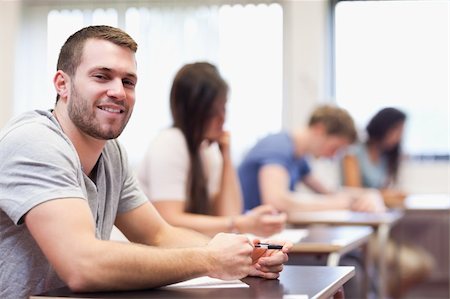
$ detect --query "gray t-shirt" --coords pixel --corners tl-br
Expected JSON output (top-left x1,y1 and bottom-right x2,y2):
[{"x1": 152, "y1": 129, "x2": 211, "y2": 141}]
[{"x1": 0, "y1": 110, "x2": 148, "y2": 298}]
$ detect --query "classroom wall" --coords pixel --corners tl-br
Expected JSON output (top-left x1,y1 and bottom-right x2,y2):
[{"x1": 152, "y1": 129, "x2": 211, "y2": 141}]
[
  {"x1": 0, "y1": 0, "x2": 21, "y2": 129},
  {"x1": 283, "y1": 0, "x2": 329, "y2": 130}
]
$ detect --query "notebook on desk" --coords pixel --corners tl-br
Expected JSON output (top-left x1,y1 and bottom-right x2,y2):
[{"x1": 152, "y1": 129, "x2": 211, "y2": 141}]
[{"x1": 162, "y1": 276, "x2": 249, "y2": 289}]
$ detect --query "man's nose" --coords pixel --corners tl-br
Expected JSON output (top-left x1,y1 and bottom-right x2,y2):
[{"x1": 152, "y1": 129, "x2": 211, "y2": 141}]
[{"x1": 107, "y1": 79, "x2": 126, "y2": 100}]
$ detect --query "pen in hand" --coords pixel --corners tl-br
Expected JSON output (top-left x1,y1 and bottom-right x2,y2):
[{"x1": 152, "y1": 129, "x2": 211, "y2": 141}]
[{"x1": 254, "y1": 243, "x2": 283, "y2": 250}]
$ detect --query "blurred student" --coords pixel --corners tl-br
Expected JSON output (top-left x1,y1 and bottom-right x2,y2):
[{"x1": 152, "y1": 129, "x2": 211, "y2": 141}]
[
  {"x1": 0, "y1": 27, "x2": 290, "y2": 299},
  {"x1": 238, "y1": 104, "x2": 386, "y2": 214},
  {"x1": 342, "y1": 107, "x2": 434, "y2": 297},
  {"x1": 342, "y1": 107, "x2": 408, "y2": 207},
  {"x1": 137, "y1": 62, "x2": 286, "y2": 237}
]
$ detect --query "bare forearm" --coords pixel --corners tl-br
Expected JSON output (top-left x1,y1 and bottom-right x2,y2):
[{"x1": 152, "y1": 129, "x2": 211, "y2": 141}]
[
  {"x1": 302, "y1": 175, "x2": 332, "y2": 194},
  {"x1": 65, "y1": 240, "x2": 211, "y2": 292},
  {"x1": 163, "y1": 212, "x2": 233, "y2": 237},
  {"x1": 264, "y1": 192, "x2": 349, "y2": 213},
  {"x1": 153, "y1": 223, "x2": 210, "y2": 247}
]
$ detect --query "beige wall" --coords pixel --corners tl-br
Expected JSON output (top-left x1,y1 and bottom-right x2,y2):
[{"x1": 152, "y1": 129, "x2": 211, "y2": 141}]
[
  {"x1": 282, "y1": 0, "x2": 329, "y2": 129},
  {"x1": 0, "y1": 0, "x2": 21, "y2": 128}
]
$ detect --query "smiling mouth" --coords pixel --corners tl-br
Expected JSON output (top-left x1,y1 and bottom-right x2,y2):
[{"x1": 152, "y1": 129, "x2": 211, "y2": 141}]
[{"x1": 98, "y1": 106, "x2": 125, "y2": 114}]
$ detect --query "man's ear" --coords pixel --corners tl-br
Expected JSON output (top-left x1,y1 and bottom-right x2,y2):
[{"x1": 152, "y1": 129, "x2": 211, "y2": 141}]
[{"x1": 53, "y1": 70, "x2": 70, "y2": 101}]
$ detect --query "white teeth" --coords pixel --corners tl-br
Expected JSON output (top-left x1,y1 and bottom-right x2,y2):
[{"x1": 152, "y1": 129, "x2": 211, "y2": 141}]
[{"x1": 100, "y1": 107, "x2": 121, "y2": 113}]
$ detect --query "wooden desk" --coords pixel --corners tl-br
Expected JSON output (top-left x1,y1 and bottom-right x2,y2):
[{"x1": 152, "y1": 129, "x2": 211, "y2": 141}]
[
  {"x1": 392, "y1": 193, "x2": 450, "y2": 293},
  {"x1": 291, "y1": 225, "x2": 373, "y2": 266},
  {"x1": 288, "y1": 210, "x2": 403, "y2": 299},
  {"x1": 31, "y1": 266, "x2": 355, "y2": 299}
]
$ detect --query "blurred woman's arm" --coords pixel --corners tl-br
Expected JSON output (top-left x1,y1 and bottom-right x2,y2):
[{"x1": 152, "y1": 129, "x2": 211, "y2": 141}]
[{"x1": 342, "y1": 154, "x2": 362, "y2": 187}]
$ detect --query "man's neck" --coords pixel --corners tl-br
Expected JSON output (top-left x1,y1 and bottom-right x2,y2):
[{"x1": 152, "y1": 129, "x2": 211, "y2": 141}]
[
  {"x1": 291, "y1": 128, "x2": 309, "y2": 158},
  {"x1": 53, "y1": 106, "x2": 105, "y2": 177}
]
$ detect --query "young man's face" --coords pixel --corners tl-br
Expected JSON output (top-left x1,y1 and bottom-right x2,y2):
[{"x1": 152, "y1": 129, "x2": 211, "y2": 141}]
[
  {"x1": 310, "y1": 124, "x2": 350, "y2": 158},
  {"x1": 317, "y1": 135, "x2": 350, "y2": 158},
  {"x1": 67, "y1": 39, "x2": 137, "y2": 140}
]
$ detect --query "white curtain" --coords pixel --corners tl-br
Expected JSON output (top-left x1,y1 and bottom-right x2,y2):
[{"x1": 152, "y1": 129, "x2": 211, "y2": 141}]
[{"x1": 15, "y1": 2, "x2": 283, "y2": 166}]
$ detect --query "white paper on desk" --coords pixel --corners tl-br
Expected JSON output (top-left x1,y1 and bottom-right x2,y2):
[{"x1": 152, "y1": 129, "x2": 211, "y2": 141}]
[
  {"x1": 163, "y1": 276, "x2": 249, "y2": 289},
  {"x1": 294, "y1": 210, "x2": 354, "y2": 220},
  {"x1": 247, "y1": 228, "x2": 308, "y2": 244},
  {"x1": 267, "y1": 228, "x2": 309, "y2": 243}
]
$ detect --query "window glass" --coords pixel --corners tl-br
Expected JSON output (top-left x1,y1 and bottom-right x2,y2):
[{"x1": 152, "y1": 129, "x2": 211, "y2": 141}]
[{"x1": 335, "y1": 0, "x2": 449, "y2": 156}]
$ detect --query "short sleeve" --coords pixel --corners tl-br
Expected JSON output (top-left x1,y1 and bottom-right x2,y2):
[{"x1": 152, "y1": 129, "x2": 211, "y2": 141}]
[
  {"x1": 299, "y1": 158, "x2": 312, "y2": 177},
  {"x1": 0, "y1": 121, "x2": 85, "y2": 224},
  {"x1": 257, "y1": 137, "x2": 293, "y2": 169}
]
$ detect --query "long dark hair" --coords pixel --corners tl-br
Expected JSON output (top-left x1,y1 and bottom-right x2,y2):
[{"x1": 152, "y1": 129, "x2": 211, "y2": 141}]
[
  {"x1": 170, "y1": 62, "x2": 228, "y2": 214},
  {"x1": 366, "y1": 107, "x2": 406, "y2": 184}
]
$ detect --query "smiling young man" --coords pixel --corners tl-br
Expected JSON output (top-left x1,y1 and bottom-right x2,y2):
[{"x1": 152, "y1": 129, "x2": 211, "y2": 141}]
[{"x1": 0, "y1": 26, "x2": 290, "y2": 299}]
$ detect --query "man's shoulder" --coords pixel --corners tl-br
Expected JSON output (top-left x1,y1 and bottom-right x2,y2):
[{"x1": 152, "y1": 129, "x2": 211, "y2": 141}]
[
  {"x1": 0, "y1": 110, "x2": 62, "y2": 142},
  {"x1": 254, "y1": 131, "x2": 292, "y2": 154}
]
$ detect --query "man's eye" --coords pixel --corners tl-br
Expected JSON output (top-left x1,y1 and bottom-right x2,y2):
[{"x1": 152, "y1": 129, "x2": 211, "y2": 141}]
[
  {"x1": 123, "y1": 79, "x2": 136, "y2": 87},
  {"x1": 94, "y1": 74, "x2": 107, "y2": 80}
]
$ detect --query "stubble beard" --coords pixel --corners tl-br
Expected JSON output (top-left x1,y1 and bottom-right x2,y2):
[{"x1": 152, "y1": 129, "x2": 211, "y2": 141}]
[{"x1": 68, "y1": 83, "x2": 131, "y2": 140}]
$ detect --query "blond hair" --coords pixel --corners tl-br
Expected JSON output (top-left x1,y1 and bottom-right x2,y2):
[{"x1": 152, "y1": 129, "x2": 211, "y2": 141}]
[{"x1": 308, "y1": 105, "x2": 357, "y2": 142}]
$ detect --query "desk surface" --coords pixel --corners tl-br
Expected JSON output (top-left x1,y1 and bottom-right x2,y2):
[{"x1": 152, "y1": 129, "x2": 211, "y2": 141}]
[
  {"x1": 31, "y1": 266, "x2": 354, "y2": 299},
  {"x1": 288, "y1": 210, "x2": 404, "y2": 227},
  {"x1": 403, "y1": 193, "x2": 450, "y2": 212},
  {"x1": 291, "y1": 225, "x2": 373, "y2": 253}
]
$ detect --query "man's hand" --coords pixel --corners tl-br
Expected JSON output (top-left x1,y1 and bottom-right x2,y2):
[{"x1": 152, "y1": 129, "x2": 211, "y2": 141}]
[
  {"x1": 248, "y1": 239, "x2": 292, "y2": 279},
  {"x1": 205, "y1": 233, "x2": 254, "y2": 280}
]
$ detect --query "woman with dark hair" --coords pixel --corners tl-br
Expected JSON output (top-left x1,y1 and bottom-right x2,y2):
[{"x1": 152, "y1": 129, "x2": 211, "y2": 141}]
[
  {"x1": 342, "y1": 107, "x2": 408, "y2": 206},
  {"x1": 137, "y1": 62, "x2": 286, "y2": 237},
  {"x1": 342, "y1": 107, "x2": 434, "y2": 297}
]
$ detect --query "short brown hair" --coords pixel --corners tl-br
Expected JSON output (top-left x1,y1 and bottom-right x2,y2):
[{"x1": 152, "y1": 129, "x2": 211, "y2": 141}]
[
  {"x1": 56, "y1": 25, "x2": 137, "y2": 102},
  {"x1": 308, "y1": 105, "x2": 357, "y2": 142}
]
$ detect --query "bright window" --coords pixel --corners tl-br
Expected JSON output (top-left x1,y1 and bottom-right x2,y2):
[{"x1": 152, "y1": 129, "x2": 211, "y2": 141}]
[{"x1": 335, "y1": 0, "x2": 449, "y2": 156}]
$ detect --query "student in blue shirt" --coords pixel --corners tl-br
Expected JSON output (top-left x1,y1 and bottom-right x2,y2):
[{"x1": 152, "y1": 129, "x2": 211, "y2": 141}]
[{"x1": 238, "y1": 104, "x2": 386, "y2": 214}]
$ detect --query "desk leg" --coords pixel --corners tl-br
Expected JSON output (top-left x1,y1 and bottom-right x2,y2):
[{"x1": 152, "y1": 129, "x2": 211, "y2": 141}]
[
  {"x1": 362, "y1": 242, "x2": 371, "y2": 299},
  {"x1": 327, "y1": 252, "x2": 341, "y2": 266},
  {"x1": 333, "y1": 287, "x2": 346, "y2": 299},
  {"x1": 377, "y1": 224, "x2": 390, "y2": 299}
]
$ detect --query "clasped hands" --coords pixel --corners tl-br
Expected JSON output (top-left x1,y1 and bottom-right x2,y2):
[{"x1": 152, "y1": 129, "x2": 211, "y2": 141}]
[{"x1": 206, "y1": 232, "x2": 292, "y2": 281}]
